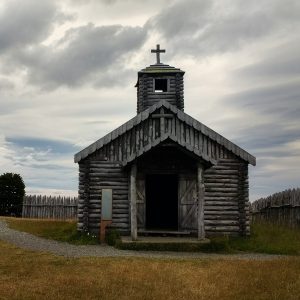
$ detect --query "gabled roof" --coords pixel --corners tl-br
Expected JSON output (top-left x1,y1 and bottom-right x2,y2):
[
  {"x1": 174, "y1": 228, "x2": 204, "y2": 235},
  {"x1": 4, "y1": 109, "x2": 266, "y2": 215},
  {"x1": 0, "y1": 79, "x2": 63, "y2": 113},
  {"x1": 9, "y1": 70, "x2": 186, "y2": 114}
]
[{"x1": 74, "y1": 101, "x2": 256, "y2": 166}]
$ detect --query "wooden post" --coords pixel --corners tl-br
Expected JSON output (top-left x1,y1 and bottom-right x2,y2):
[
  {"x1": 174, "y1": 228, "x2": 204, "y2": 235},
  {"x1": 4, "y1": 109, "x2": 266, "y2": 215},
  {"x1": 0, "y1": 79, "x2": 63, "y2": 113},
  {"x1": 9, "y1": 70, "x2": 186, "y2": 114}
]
[
  {"x1": 197, "y1": 163, "x2": 205, "y2": 240},
  {"x1": 130, "y1": 163, "x2": 138, "y2": 241}
]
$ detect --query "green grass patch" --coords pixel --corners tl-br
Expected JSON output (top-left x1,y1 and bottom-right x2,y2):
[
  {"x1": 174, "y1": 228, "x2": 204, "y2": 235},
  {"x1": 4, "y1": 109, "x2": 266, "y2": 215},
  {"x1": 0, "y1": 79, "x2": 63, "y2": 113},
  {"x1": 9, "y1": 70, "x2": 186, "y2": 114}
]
[
  {"x1": 3, "y1": 217, "x2": 99, "y2": 245},
  {"x1": 228, "y1": 221, "x2": 300, "y2": 255},
  {"x1": 117, "y1": 222, "x2": 300, "y2": 255}
]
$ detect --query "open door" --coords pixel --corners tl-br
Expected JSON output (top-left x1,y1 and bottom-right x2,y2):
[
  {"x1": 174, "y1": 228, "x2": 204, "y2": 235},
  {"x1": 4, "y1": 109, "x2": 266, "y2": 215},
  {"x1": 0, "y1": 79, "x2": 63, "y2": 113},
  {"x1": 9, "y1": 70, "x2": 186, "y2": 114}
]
[{"x1": 146, "y1": 174, "x2": 178, "y2": 230}]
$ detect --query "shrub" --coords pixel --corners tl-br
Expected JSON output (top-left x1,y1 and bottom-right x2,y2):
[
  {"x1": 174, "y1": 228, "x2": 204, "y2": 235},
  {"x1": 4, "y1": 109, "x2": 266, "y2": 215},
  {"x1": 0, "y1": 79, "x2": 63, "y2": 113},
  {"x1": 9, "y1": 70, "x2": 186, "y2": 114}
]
[
  {"x1": 200, "y1": 235, "x2": 232, "y2": 253},
  {"x1": 0, "y1": 173, "x2": 25, "y2": 216},
  {"x1": 105, "y1": 228, "x2": 121, "y2": 246}
]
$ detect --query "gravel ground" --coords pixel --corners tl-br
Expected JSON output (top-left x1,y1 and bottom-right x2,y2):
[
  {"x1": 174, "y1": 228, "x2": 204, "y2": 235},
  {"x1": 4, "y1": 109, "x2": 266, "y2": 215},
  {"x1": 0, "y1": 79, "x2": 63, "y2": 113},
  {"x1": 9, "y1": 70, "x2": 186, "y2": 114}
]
[{"x1": 0, "y1": 220, "x2": 287, "y2": 260}]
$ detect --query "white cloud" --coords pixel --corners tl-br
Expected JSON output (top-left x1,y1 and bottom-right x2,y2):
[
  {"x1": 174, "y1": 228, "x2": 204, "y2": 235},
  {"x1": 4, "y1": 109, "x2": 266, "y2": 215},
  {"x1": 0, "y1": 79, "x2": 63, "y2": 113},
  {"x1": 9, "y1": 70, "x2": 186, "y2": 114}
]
[{"x1": 0, "y1": 0, "x2": 299, "y2": 200}]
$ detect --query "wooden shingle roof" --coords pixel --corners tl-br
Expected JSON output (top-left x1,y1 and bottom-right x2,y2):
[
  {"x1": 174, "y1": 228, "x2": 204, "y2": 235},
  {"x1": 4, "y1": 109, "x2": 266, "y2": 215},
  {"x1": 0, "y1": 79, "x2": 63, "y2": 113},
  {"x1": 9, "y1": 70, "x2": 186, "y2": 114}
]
[
  {"x1": 74, "y1": 100, "x2": 256, "y2": 166},
  {"x1": 139, "y1": 63, "x2": 184, "y2": 74}
]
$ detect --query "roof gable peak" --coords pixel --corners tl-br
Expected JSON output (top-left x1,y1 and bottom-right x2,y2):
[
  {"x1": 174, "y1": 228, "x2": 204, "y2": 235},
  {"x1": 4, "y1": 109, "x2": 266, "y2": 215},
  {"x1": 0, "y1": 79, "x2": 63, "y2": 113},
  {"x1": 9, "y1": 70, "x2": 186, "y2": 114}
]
[{"x1": 74, "y1": 100, "x2": 256, "y2": 166}]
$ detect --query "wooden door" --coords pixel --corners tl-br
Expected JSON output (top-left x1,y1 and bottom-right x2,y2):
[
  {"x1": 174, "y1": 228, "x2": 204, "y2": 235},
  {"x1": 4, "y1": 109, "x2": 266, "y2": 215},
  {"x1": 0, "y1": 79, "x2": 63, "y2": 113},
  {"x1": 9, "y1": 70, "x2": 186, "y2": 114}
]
[
  {"x1": 179, "y1": 175, "x2": 198, "y2": 230},
  {"x1": 136, "y1": 179, "x2": 145, "y2": 229}
]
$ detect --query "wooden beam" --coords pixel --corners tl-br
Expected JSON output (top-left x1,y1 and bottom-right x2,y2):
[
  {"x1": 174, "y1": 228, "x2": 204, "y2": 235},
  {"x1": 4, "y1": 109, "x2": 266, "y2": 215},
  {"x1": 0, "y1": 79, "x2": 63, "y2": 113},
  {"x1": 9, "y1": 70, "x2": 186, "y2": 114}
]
[
  {"x1": 151, "y1": 114, "x2": 174, "y2": 118},
  {"x1": 197, "y1": 163, "x2": 205, "y2": 240},
  {"x1": 130, "y1": 163, "x2": 138, "y2": 240}
]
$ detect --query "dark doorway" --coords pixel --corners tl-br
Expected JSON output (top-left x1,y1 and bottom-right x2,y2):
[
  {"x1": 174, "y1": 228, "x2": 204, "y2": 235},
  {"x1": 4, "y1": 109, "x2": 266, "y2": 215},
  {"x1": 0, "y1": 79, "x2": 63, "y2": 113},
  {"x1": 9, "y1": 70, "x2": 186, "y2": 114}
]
[{"x1": 146, "y1": 174, "x2": 178, "y2": 230}]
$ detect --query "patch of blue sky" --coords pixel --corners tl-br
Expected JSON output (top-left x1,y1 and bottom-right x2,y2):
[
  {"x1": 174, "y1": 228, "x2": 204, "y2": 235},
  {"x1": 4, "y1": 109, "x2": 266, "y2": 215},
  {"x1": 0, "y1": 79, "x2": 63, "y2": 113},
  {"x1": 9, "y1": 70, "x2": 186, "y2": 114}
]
[{"x1": 7, "y1": 137, "x2": 81, "y2": 154}]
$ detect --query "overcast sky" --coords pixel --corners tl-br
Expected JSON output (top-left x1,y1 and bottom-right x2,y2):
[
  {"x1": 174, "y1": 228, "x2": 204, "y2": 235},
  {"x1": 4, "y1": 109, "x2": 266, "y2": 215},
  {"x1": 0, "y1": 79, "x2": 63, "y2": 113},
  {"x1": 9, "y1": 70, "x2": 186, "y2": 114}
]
[{"x1": 0, "y1": 0, "x2": 299, "y2": 201}]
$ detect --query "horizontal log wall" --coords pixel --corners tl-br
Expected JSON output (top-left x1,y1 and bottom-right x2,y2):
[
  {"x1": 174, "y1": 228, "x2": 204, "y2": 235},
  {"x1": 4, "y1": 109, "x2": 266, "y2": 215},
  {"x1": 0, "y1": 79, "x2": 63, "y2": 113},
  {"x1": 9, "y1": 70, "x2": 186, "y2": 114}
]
[
  {"x1": 204, "y1": 158, "x2": 250, "y2": 236},
  {"x1": 78, "y1": 161, "x2": 89, "y2": 231},
  {"x1": 78, "y1": 157, "x2": 249, "y2": 236},
  {"x1": 22, "y1": 195, "x2": 78, "y2": 220},
  {"x1": 137, "y1": 74, "x2": 184, "y2": 113},
  {"x1": 78, "y1": 160, "x2": 129, "y2": 234}
]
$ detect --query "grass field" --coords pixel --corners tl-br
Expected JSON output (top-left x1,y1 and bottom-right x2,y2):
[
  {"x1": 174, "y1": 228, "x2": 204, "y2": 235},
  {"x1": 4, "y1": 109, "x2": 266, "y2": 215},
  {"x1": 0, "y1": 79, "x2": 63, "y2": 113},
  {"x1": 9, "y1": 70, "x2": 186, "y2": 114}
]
[
  {"x1": 3, "y1": 217, "x2": 98, "y2": 245},
  {"x1": 0, "y1": 240, "x2": 300, "y2": 300},
  {"x1": 229, "y1": 221, "x2": 300, "y2": 255},
  {"x1": 4, "y1": 217, "x2": 300, "y2": 255}
]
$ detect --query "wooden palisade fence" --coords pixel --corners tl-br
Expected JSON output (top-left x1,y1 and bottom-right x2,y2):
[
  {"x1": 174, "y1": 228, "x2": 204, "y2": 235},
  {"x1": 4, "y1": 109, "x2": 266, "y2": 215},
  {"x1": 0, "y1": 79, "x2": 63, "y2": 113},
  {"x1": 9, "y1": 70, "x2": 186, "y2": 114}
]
[
  {"x1": 251, "y1": 188, "x2": 300, "y2": 227},
  {"x1": 22, "y1": 195, "x2": 78, "y2": 220}
]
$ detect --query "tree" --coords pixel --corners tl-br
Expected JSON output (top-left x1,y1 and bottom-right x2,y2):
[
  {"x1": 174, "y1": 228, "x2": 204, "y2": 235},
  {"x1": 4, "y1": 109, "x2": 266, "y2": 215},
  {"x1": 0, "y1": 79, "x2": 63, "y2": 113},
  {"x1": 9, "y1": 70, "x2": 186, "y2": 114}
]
[{"x1": 0, "y1": 173, "x2": 25, "y2": 216}]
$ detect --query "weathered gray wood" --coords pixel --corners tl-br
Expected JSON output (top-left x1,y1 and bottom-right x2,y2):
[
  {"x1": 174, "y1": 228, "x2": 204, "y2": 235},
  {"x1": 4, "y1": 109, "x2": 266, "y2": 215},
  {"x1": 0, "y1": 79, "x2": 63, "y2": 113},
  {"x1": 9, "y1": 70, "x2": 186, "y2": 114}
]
[
  {"x1": 205, "y1": 201, "x2": 238, "y2": 206},
  {"x1": 204, "y1": 220, "x2": 239, "y2": 225},
  {"x1": 152, "y1": 113, "x2": 173, "y2": 118},
  {"x1": 179, "y1": 176, "x2": 197, "y2": 230},
  {"x1": 197, "y1": 163, "x2": 205, "y2": 240},
  {"x1": 204, "y1": 215, "x2": 239, "y2": 220},
  {"x1": 74, "y1": 54, "x2": 254, "y2": 238},
  {"x1": 205, "y1": 205, "x2": 239, "y2": 211},
  {"x1": 78, "y1": 149, "x2": 250, "y2": 237},
  {"x1": 205, "y1": 225, "x2": 240, "y2": 232},
  {"x1": 130, "y1": 163, "x2": 137, "y2": 240},
  {"x1": 251, "y1": 188, "x2": 300, "y2": 227},
  {"x1": 136, "y1": 179, "x2": 145, "y2": 229},
  {"x1": 22, "y1": 195, "x2": 78, "y2": 219}
]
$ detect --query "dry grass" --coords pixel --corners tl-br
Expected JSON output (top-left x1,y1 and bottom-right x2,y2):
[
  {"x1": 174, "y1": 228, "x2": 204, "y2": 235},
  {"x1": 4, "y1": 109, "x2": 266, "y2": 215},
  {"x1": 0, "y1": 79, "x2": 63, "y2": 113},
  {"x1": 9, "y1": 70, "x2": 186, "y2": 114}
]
[
  {"x1": 1, "y1": 241, "x2": 300, "y2": 300},
  {"x1": 3, "y1": 217, "x2": 98, "y2": 245}
]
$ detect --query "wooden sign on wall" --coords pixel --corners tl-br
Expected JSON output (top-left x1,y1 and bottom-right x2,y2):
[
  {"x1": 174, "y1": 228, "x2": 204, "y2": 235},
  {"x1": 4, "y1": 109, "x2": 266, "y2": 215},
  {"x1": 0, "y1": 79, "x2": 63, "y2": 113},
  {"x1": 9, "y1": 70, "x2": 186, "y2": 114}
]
[
  {"x1": 101, "y1": 189, "x2": 112, "y2": 220},
  {"x1": 100, "y1": 188, "x2": 112, "y2": 243}
]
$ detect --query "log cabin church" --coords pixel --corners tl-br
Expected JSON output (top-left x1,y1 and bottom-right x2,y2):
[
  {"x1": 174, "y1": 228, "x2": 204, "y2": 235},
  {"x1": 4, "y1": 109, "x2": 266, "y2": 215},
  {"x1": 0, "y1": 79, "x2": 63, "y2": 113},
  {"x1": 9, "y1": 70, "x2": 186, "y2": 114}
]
[{"x1": 74, "y1": 45, "x2": 256, "y2": 240}]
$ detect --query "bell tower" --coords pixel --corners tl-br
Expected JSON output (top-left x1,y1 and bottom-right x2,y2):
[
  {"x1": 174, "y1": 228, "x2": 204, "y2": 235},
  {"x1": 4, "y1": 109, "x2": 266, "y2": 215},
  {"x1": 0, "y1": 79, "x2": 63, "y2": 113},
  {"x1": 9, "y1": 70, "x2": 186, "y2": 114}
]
[{"x1": 136, "y1": 45, "x2": 185, "y2": 113}]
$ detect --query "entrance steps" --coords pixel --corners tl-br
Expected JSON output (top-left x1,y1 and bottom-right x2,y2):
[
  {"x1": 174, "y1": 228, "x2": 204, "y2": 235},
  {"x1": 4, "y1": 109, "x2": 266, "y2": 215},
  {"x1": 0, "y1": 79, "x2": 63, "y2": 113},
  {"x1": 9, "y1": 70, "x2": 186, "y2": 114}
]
[
  {"x1": 138, "y1": 230, "x2": 192, "y2": 237},
  {"x1": 121, "y1": 236, "x2": 210, "y2": 244}
]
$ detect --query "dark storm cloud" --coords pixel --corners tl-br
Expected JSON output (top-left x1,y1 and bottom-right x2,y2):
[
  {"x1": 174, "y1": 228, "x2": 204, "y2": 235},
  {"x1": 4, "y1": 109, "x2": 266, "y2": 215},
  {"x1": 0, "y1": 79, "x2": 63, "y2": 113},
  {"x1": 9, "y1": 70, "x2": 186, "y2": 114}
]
[
  {"x1": 235, "y1": 124, "x2": 300, "y2": 152},
  {"x1": 219, "y1": 79, "x2": 300, "y2": 173},
  {"x1": 0, "y1": 0, "x2": 69, "y2": 53},
  {"x1": 234, "y1": 39, "x2": 300, "y2": 80},
  {"x1": 0, "y1": 0, "x2": 146, "y2": 89},
  {"x1": 148, "y1": 0, "x2": 300, "y2": 57},
  {"x1": 11, "y1": 24, "x2": 146, "y2": 89},
  {"x1": 226, "y1": 80, "x2": 300, "y2": 114}
]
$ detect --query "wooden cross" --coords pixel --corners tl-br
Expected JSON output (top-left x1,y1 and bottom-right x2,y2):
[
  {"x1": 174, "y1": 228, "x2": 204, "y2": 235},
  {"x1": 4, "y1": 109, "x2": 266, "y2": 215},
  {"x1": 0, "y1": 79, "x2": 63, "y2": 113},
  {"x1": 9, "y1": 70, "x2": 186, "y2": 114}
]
[
  {"x1": 152, "y1": 107, "x2": 173, "y2": 134},
  {"x1": 151, "y1": 44, "x2": 166, "y2": 64}
]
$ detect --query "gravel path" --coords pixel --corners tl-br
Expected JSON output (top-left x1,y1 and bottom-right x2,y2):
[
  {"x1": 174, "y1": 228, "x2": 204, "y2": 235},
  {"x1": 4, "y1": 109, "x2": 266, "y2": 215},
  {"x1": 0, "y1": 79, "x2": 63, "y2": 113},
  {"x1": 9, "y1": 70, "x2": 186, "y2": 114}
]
[{"x1": 0, "y1": 220, "x2": 287, "y2": 260}]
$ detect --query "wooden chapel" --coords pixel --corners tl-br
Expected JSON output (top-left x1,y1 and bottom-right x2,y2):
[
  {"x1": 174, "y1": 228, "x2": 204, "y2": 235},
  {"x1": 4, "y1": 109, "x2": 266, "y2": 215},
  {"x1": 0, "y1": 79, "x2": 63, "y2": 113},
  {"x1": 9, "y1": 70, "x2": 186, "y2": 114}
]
[{"x1": 74, "y1": 45, "x2": 256, "y2": 240}]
